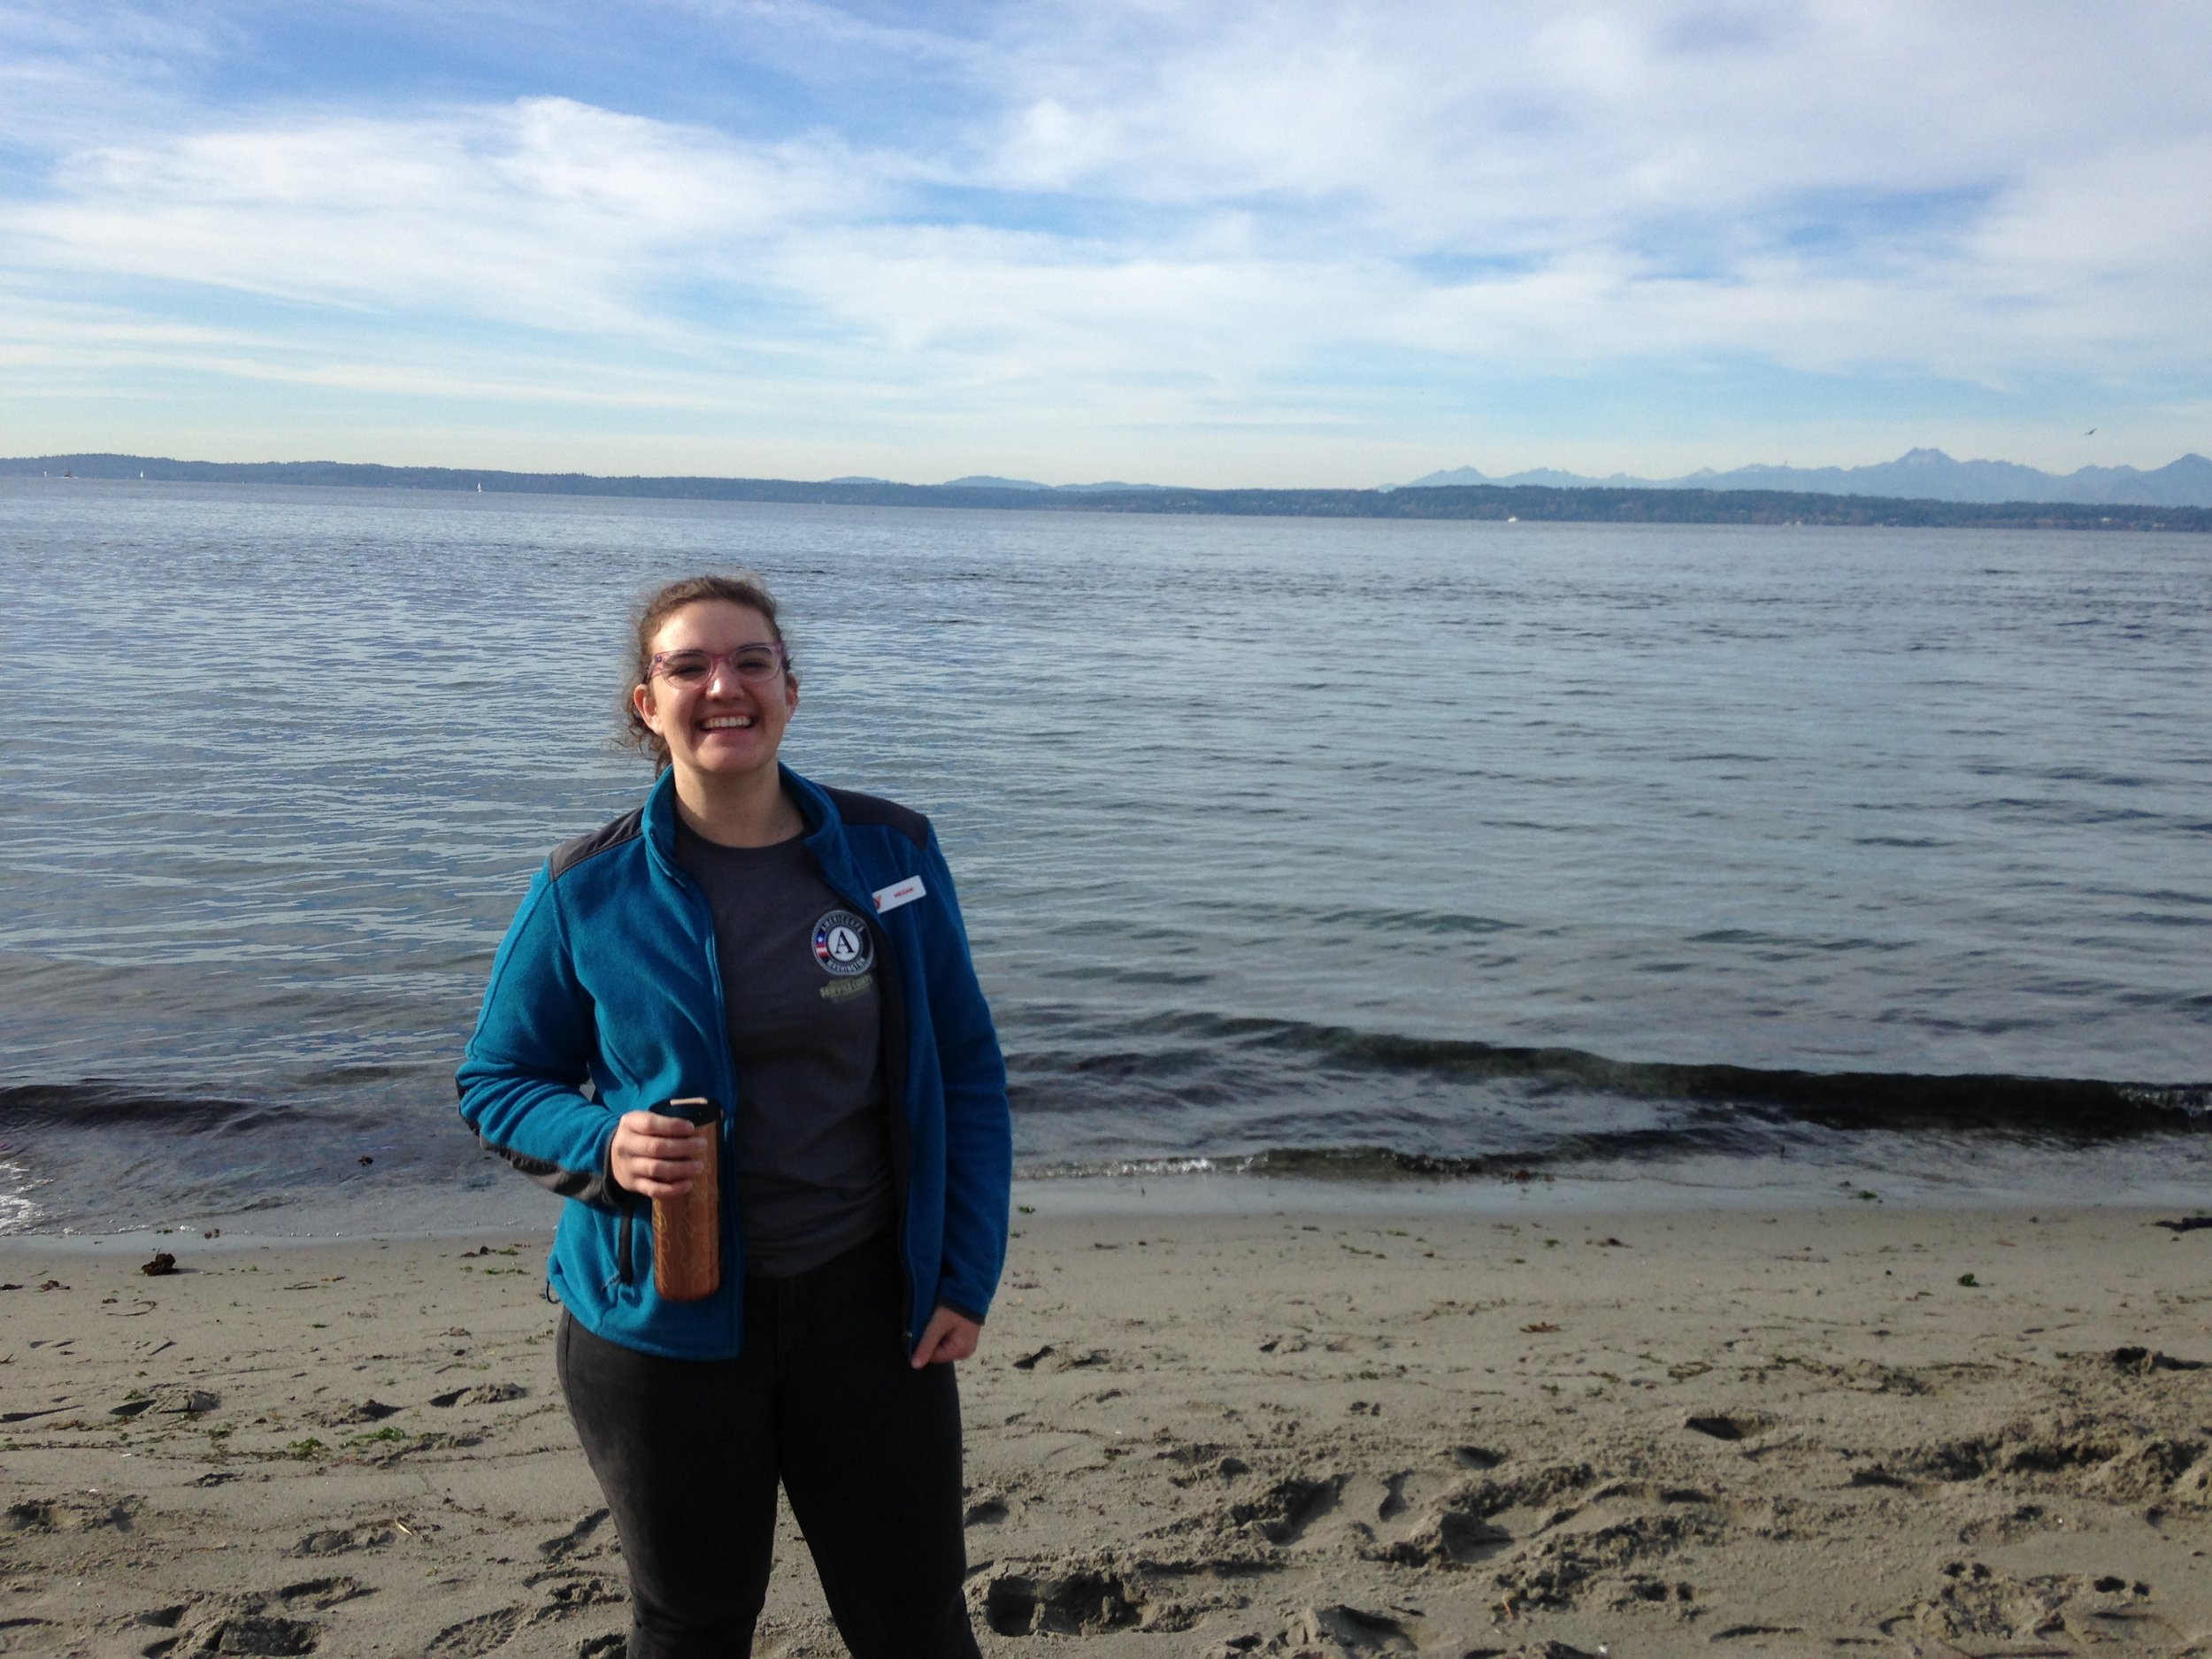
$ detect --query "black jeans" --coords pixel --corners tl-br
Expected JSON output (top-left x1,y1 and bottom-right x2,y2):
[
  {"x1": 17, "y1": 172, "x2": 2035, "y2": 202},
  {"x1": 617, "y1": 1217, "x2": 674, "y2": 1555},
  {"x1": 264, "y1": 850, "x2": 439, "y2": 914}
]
[{"x1": 556, "y1": 1231, "x2": 981, "y2": 1659}]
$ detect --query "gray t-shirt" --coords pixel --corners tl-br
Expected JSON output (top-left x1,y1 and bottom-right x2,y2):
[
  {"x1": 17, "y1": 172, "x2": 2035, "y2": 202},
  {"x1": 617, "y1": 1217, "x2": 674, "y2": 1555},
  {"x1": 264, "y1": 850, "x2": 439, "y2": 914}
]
[{"x1": 673, "y1": 822, "x2": 894, "y2": 1278}]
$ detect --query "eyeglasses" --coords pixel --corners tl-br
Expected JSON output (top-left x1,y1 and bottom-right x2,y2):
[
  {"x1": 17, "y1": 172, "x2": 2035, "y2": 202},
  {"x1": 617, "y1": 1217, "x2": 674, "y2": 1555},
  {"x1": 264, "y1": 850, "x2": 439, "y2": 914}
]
[{"x1": 646, "y1": 643, "x2": 788, "y2": 687}]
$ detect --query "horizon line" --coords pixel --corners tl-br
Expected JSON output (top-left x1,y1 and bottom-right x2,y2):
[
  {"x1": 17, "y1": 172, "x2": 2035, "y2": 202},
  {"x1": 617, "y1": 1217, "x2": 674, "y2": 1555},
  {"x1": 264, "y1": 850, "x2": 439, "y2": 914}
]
[{"x1": 6, "y1": 452, "x2": 2208, "y2": 532}]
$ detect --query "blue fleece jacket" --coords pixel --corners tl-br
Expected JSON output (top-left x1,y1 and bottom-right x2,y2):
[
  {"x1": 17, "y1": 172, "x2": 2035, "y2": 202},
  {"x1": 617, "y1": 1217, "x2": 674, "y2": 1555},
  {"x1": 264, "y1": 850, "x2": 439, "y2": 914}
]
[{"x1": 456, "y1": 766, "x2": 1011, "y2": 1360}]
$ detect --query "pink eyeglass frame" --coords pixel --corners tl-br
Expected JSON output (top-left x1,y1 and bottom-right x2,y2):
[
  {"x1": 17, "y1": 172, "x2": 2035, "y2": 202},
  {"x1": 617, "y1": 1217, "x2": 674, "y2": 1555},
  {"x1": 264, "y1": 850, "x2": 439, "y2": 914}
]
[{"x1": 646, "y1": 642, "x2": 789, "y2": 685}]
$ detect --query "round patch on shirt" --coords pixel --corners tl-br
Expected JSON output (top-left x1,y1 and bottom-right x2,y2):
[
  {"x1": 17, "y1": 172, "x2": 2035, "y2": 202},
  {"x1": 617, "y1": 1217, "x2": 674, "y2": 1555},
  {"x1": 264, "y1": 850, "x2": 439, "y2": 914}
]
[{"x1": 811, "y1": 909, "x2": 874, "y2": 977}]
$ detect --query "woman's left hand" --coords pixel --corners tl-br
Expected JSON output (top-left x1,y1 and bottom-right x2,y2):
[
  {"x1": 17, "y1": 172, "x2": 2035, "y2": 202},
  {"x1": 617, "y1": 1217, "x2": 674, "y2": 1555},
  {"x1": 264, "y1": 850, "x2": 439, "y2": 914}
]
[{"x1": 910, "y1": 1306, "x2": 982, "y2": 1368}]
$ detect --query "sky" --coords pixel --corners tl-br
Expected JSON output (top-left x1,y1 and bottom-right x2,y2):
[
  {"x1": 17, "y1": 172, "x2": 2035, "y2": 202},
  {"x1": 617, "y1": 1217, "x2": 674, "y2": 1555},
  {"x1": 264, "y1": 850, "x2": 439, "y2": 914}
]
[{"x1": 2, "y1": 1, "x2": 2208, "y2": 487}]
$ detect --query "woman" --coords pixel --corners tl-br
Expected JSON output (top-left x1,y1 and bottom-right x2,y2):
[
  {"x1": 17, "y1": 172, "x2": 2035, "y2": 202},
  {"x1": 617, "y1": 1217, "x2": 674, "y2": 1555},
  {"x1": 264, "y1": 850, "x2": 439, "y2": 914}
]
[{"x1": 457, "y1": 572, "x2": 1010, "y2": 1657}]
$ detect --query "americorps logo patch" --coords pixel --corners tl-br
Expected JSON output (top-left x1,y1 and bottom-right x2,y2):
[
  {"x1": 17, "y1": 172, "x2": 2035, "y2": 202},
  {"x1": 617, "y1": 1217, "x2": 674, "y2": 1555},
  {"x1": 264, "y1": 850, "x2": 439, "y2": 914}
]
[{"x1": 811, "y1": 910, "x2": 873, "y2": 977}]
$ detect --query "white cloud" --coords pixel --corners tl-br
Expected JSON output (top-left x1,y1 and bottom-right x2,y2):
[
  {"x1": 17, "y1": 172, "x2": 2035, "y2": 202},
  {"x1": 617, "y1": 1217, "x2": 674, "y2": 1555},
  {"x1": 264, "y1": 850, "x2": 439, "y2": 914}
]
[
  {"x1": 3, "y1": 0, "x2": 2208, "y2": 474},
  {"x1": 11, "y1": 97, "x2": 883, "y2": 334}
]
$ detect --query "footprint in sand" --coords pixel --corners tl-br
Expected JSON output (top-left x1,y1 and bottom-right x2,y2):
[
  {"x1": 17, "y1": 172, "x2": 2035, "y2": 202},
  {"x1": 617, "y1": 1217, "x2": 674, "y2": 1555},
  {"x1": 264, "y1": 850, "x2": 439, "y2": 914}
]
[
  {"x1": 423, "y1": 1606, "x2": 526, "y2": 1655},
  {"x1": 429, "y1": 1380, "x2": 529, "y2": 1408},
  {"x1": 160, "y1": 1611, "x2": 320, "y2": 1657},
  {"x1": 321, "y1": 1398, "x2": 402, "y2": 1425},
  {"x1": 539, "y1": 1507, "x2": 612, "y2": 1563},
  {"x1": 293, "y1": 1519, "x2": 407, "y2": 1556},
  {"x1": 1683, "y1": 1411, "x2": 1771, "y2": 1441},
  {"x1": 1289, "y1": 1603, "x2": 1417, "y2": 1653},
  {"x1": 5, "y1": 1494, "x2": 142, "y2": 1533},
  {"x1": 977, "y1": 1565, "x2": 1146, "y2": 1635},
  {"x1": 527, "y1": 1571, "x2": 624, "y2": 1616},
  {"x1": 275, "y1": 1576, "x2": 373, "y2": 1611},
  {"x1": 1234, "y1": 1473, "x2": 1345, "y2": 1545}
]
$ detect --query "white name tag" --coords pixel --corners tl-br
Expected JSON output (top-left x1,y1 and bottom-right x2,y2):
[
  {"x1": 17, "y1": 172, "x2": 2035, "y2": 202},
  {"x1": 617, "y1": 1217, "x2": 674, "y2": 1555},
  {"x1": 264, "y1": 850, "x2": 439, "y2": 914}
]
[{"x1": 872, "y1": 873, "x2": 927, "y2": 914}]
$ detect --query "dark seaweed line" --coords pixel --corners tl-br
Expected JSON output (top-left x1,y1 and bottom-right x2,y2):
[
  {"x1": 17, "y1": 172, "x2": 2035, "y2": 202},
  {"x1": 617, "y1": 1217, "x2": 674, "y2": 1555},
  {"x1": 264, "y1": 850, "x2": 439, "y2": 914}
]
[{"x1": 10, "y1": 1012, "x2": 2205, "y2": 1147}]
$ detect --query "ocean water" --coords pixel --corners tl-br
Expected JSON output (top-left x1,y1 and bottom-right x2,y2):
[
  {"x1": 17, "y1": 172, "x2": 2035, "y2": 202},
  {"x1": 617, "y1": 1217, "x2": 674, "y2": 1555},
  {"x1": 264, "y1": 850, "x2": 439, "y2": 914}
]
[{"x1": 1, "y1": 479, "x2": 2206, "y2": 1233}]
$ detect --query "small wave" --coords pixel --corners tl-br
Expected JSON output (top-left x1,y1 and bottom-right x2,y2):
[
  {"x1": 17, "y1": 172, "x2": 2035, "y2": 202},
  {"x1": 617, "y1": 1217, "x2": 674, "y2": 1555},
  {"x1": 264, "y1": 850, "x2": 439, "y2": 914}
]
[
  {"x1": 1108, "y1": 1156, "x2": 1220, "y2": 1176},
  {"x1": 1240, "y1": 1146, "x2": 1551, "y2": 1179},
  {"x1": 0, "y1": 1155, "x2": 41, "y2": 1234},
  {"x1": 1019, "y1": 1146, "x2": 1549, "y2": 1181},
  {"x1": 0, "y1": 1082, "x2": 379, "y2": 1134},
  {"x1": 1024, "y1": 1156, "x2": 1228, "y2": 1179},
  {"x1": 1012, "y1": 1010, "x2": 2209, "y2": 1138},
  {"x1": 1015, "y1": 1116, "x2": 1786, "y2": 1182}
]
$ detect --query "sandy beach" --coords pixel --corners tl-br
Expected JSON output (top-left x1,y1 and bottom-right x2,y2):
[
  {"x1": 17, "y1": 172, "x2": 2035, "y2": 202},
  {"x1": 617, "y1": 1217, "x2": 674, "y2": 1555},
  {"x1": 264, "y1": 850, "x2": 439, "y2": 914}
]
[{"x1": 4, "y1": 1196, "x2": 2209, "y2": 1657}]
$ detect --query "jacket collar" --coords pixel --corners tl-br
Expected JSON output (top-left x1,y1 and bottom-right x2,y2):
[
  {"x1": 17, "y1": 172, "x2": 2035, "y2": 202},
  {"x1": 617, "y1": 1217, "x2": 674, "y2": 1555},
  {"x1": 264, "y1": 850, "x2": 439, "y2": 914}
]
[
  {"x1": 791, "y1": 767, "x2": 867, "y2": 902},
  {"x1": 641, "y1": 766, "x2": 681, "y2": 874},
  {"x1": 640, "y1": 764, "x2": 862, "y2": 897}
]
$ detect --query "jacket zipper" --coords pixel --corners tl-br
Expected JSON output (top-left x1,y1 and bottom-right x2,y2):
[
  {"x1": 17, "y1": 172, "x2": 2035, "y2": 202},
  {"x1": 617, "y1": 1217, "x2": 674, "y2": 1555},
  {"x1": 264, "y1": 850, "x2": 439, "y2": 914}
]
[
  {"x1": 667, "y1": 858, "x2": 743, "y2": 1348},
  {"x1": 825, "y1": 876, "x2": 917, "y2": 1345}
]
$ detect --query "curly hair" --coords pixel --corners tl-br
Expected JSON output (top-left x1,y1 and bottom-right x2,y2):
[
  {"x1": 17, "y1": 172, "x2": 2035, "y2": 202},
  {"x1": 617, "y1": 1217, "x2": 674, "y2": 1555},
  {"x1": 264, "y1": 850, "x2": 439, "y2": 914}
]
[{"x1": 618, "y1": 572, "x2": 795, "y2": 771}]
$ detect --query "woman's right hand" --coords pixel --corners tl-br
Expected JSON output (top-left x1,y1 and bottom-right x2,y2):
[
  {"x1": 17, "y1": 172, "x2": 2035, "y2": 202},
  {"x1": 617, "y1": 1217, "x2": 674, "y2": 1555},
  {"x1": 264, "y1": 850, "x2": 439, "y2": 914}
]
[{"x1": 610, "y1": 1110, "x2": 712, "y2": 1199}]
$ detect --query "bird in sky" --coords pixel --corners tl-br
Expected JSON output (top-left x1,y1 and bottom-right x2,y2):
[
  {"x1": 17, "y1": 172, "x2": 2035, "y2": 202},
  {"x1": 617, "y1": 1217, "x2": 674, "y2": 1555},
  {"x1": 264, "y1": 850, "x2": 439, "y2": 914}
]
[{"x1": 2085, "y1": 427, "x2": 2097, "y2": 435}]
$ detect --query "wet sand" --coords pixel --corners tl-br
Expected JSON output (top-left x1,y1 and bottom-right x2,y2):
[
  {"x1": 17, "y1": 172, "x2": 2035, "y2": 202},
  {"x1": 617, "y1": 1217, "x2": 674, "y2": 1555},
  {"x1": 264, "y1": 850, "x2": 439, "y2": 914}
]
[{"x1": 3, "y1": 1201, "x2": 2209, "y2": 1656}]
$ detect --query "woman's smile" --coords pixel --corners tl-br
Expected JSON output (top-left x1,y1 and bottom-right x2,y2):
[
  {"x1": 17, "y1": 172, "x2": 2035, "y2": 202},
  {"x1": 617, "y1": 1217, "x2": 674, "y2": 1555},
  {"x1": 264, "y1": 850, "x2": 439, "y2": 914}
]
[
  {"x1": 691, "y1": 700, "x2": 771, "y2": 755},
  {"x1": 694, "y1": 709, "x2": 763, "y2": 746}
]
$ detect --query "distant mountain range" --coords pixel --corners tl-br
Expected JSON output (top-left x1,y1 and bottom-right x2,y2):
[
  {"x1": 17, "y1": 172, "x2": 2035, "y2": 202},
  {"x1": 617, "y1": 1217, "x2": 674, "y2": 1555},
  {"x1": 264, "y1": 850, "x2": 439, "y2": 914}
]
[
  {"x1": 6, "y1": 452, "x2": 2207, "y2": 532},
  {"x1": 1399, "y1": 448, "x2": 2212, "y2": 508}
]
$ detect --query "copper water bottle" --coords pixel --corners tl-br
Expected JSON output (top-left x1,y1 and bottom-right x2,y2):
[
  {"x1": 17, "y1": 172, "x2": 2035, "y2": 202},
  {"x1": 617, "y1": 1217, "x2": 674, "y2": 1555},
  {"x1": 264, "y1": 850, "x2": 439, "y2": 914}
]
[{"x1": 651, "y1": 1096, "x2": 721, "y2": 1302}]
